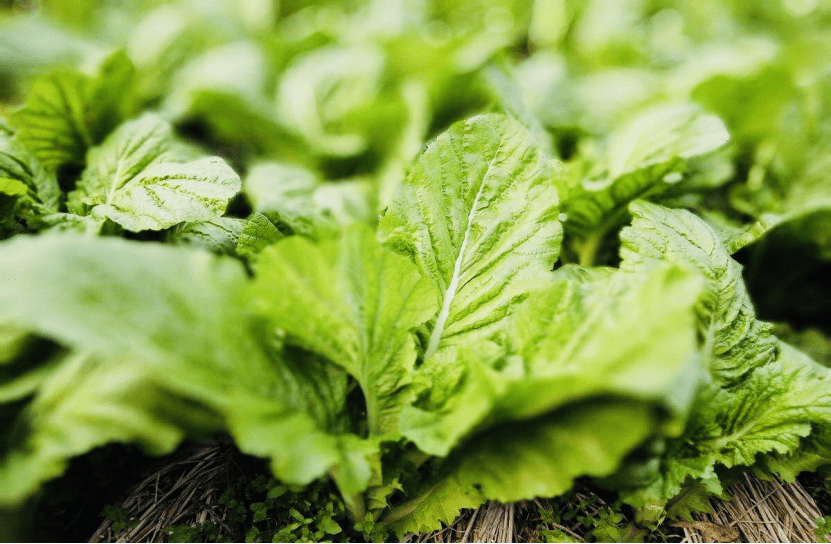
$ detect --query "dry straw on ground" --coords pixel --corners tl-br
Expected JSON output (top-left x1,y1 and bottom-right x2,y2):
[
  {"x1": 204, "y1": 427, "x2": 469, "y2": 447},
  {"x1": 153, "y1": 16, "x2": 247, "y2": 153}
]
[
  {"x1": 675, "y1": 474, "x2": 830, "y2": 544},
  {"x1": 90, "y1": 443, "x2": 829, "y2": 543},
  {"x1": 89, "y1": 441, "x2": 237, "y2": 543}
]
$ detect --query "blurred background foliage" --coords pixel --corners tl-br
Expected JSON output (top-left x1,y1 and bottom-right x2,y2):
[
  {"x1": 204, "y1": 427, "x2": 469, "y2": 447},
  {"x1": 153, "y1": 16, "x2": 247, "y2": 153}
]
[
  {"x1": 1, "y1": 0, "x2": 830, "y2": 366},
  {"x1": 0, "y1": 1, "x2": 829, "y2": 363}
]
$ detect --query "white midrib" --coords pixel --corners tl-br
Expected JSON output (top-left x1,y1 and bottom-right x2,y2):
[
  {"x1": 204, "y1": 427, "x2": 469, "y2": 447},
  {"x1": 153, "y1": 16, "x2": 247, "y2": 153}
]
[
  {"x1": 105, "y1": 158, "x2": 126, "y2": 206},
  {"x1": 424, "y1": 179, "x2": 487, "y2": 358}
]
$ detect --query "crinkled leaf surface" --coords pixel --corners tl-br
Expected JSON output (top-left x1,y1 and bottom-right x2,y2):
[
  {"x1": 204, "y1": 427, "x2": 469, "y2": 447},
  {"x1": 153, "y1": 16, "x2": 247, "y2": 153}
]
[
  {"x1": 235, "y1": 213, "x2": 286, "y2": 258},
  {"x1": 401, "y1": 262, "x2": 704, "y2": 457},
  {"x1": 68, "y1": 113, "x2": 174, "y2": 212},
  {"x1": 620, "y1": 201, "x2": 777, "y2": 381},
  {"x1": 166, "y1": 217, "x2": 245, "y2": 255},
  {"x1": 379, "y1": 114, "x2": 562, "y2": 358},
  {"x1": 69, "y1": 114, "x2": 241, "y2": 231},
  {"x1": 615, "y1": 201, "x2": 831, "y2": 512},
  {"x1": 621, "y1": 341, "x2": 831, "y2": 509},
  {"x1": 252, "y1": 226, "x2": 438, "y2": 436}
]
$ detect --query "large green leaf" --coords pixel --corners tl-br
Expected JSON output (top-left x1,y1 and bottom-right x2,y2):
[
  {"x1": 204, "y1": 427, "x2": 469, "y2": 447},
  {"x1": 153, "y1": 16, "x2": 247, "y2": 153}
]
[
  {"x1": 0, "y1": 234, "x2": 347, "y2": 504},
  {"x1": 614, "y1": 202, "x2": 831, "y2": 513},
  {"x1": 69, "y1": 114, "x2": 241, "y2": 231},
  {"x1": 401, "y1": 262, "x2": 704, "y2": 457},
  {"x1": 379, "y1": 114, "x2": 562, "y2": 358},
  {"x1": 0, "y1": 352, "x2": 221, "y2": 506},
  {"x1": 252, "y1": 226, "x2": 438, "y2": 436},
  {"x1": 386, "y1": 401, "x2": 659, "y2": 538}
]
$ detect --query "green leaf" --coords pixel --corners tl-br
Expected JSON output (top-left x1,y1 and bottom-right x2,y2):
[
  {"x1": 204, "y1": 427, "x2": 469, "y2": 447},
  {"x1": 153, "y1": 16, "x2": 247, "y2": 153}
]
[
  {"x1": 0, "y1": 132, "x2": 60, "y2": 209},
  {"x1": 563, "y1": 104, "x2": 729, "y2": 235},
  {"x1": 242, "y1": 162, "x2": 323, "y2": 237},
  {"x1": 166, "y1": 217, "x2": 245, "y2": 255},
  {"x1": 252, "y1": 225, "x2": 438, "y2": 436},
  {"x1": 70, "y1": 114, "x2": 241, "y2": 231},
  {"x1": 620, "y1": 201, "x2": 777, "y2": 381},
  {"x1": 69, "y1": 114, "x2": 241, "y2": 231},
  {"x1": 401, "y1": 263, "x2": 704, "y2": 457},
  {"x1": 276, "y1": 44, "x2": 386, "y2": 157},
  {"x1": 697, "y1": 343, "x2": 831, "y2": 470},
  {"x1": 235, "y1": 213, "x2": 286, "y2": 258},
  {"x1": 0, "y1": 352, "x2": 219, "y2": 506},
  {"x1": 624, "y1": 341, "x2": 831, "y2": 510},
  {"x1": 9, "y1": 51, "x2": 136, "y2": 172},
  {"x1": 0, "y1": 179, "x2": 28, "y2": 197},
  {"x1": 68, "y1": 113, "x2": 175, "y2": 213},
  {"x1": 379, "y1": 114, "x2": 562, "y2": 357},
  {"x1": 509, "y1": 262, "x2": 704, "y2": 424},
  {"x1": 0, "y1": 234, "x2": 346, "y2": 504},
  {"x1": 89, "y1": 156, "x2": 241, "y2": 231},
  {"x1": 386, "y1": 401, "x2": 659, "y2": 538}
]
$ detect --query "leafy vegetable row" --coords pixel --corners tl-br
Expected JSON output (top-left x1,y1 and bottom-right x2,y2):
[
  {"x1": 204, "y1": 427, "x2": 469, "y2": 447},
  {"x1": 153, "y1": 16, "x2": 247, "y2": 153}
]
[{"x1": 2, "y1": 105, "x2": 830, "y2": 537}]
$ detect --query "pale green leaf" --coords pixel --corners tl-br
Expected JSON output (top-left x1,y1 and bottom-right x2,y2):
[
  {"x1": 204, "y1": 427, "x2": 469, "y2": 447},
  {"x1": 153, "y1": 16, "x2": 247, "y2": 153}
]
[
  {"x1": 276, "y1": 44, "x2": 385, "y2": 157},
  {"x1": 379, "y1": 114, "x2": 562, "y2": 357},
  {"x1": 89, "y1": 157, "x2": 241, "y2": 231},
  {"x1": 68, "y1": 113, "x2": 174, "y2": 213},
  {"x1": 67, "y1": 113, "x2": 241, "y2": 231}
]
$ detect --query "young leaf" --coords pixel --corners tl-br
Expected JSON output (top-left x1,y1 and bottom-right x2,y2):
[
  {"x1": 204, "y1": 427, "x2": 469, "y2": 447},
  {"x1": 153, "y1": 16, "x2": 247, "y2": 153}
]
[{"x1": 379, "y1": 114, "x2": 562, "y2": 358}]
